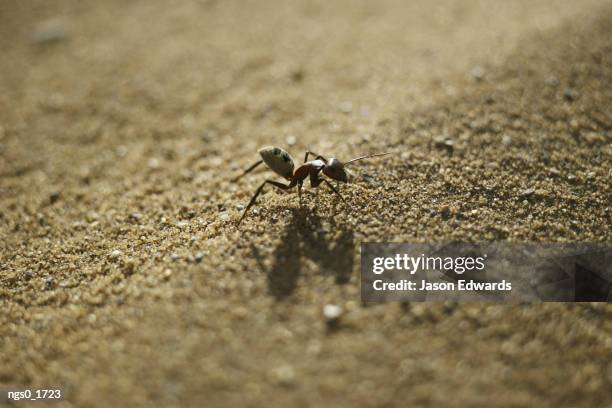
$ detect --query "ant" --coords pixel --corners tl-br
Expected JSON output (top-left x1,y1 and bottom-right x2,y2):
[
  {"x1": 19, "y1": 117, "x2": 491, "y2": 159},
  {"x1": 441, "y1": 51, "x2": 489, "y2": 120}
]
[{"x1": 233, "y1": 146, "x2": 390, "y2": 225}]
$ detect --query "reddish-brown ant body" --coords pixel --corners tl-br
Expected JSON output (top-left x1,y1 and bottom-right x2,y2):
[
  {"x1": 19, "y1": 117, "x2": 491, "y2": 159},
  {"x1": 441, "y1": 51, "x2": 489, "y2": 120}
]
[{"x1": 234, "y1": 146, "x2": 389, "y2": 225}]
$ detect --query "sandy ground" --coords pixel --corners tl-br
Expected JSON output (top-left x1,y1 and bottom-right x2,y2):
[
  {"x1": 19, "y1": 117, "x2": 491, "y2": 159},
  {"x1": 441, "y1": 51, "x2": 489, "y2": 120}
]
[{"x1": 1, "y1": 0, "x2": 611, "y2": 406}]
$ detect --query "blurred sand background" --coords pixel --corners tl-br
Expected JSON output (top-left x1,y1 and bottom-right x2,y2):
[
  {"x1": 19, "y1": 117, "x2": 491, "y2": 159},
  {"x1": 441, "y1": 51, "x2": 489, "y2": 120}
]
[{"x1": 1, "y1": 0, "x2": 611, "y2": 406}]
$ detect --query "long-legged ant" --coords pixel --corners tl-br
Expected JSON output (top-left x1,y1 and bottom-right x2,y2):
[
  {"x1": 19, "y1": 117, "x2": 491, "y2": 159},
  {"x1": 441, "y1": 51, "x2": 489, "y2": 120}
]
[{"x1": 233, "y1": 146, "x2": 390, "y2": 225}]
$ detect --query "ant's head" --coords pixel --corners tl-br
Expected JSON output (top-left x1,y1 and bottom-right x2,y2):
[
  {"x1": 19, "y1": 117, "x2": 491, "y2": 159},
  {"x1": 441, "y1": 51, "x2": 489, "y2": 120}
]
[{"x1": 323, "y1": 158, "x2": 349, "y2": 182}]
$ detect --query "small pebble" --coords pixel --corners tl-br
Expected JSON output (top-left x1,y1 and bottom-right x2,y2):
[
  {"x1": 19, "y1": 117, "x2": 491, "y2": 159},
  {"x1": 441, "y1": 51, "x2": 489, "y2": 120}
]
[
  {"x1": 339, "y1": 101, "x2": 352, "y2": 113},
  {"x1": 583, "y1": 132, "x2": 604, "y2": 145},
  {"x1": 44, "y1": 277, "x2": 54, "y2": 290},
  {"x1": 148, "y1": 158, "x2": 160, "y2": 169},
  {"x1": 271, "y1": 365, "x2": 296, "y2": 386},
  {"x1": 32, "y1": 18, "x2": 68, "y2": 45},
  {"x1": 219, "y1": 212, "x2": 230, "y2": 222},
  {"x1": 545, "y1": 76, "x2": 559, "y2": 87},
  {"x1": 129, "y1": 212, "x2": 143, "y2": 221},
  {"x1": 563, "y1": 88, "x2": 578, "y2": 101},
  {"x1": 470, "y1": 65, "x2": 485, "y2": 81},
  {"x1": 433, "y1": 136, "x2": 454, "y2": 153},
  {"x1": 412, "y1": 304, "x2": 426, "y2": 318},
  {"x1": 109, "y1": 250, "x2": 123, "y2": 260},
  {"x1": 124, "y1": 259, "x2": 136, "y2": 274},
  {"x1": 86, "y1": 211, "x2": 99, "y2": 222},
  {"x1": 49, "y1": 191, "x2": 61, "y2": 204},
  {"x1": 116, "y1": 145, "x2": 128, "y2": 157},
  {"x1": 323, "y1": 304, "x2": 343, "y2": 321}
]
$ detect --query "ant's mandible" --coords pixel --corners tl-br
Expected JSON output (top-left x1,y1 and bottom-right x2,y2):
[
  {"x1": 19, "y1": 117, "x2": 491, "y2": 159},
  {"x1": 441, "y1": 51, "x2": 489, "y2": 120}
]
[{"x1": 233, "y1": 146, "x2": 390, "y2": 225}]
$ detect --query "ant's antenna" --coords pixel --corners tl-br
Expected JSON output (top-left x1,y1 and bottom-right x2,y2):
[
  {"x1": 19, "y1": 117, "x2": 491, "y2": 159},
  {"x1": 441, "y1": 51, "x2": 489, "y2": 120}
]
[{"x1": 345, "y1": 152, "x2": 391, "y2": 166}]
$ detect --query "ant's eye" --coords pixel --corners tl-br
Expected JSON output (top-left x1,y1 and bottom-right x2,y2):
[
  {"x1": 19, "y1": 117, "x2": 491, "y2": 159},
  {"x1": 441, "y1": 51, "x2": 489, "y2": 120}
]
[
  {"x1": 281, "y1": 152, "x2": 290, "y2": 162},
  {"x1": 273, "y1": 148, "x2": 281, "y2": 155}
]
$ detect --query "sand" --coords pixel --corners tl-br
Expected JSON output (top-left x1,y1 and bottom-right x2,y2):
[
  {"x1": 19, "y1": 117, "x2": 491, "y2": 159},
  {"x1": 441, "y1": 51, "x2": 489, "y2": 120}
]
[{"x1": 1, "y1": 0, "x2": 611, "y2": 406}]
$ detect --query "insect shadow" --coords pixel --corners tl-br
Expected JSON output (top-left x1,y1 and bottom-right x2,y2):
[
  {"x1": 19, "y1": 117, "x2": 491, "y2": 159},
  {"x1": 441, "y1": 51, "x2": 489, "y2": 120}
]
[{"x1": 251, "y1": 207, "x2": 354, "y2": 300}]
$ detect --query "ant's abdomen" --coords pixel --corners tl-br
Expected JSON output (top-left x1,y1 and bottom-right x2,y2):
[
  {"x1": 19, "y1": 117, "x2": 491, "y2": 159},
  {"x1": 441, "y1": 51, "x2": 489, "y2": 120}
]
[{"x1": 258, "y1": 146, "x2": 295, "y2": 179}]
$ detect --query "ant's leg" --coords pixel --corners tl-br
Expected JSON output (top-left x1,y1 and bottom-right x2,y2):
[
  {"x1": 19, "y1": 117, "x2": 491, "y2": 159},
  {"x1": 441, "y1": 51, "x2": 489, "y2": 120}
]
[
  {"x1": 238, "y1": 179, "x2": 293, "y2": 225},
  {"x1": 304, "y1": 148, "x2": 327, "y2": 163},
  {"x1": 309, "y1": 173, "x2": 322, "y2": 209},
  {"x1": 323, "y1": 179, "x2": 347, "y2": 204},
  {"x1": 232, "y1": 160, "x2": 264, "y2": 182},
  {"x1": 298, "y1": 181, "x2": 303, "y2": 207}
]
